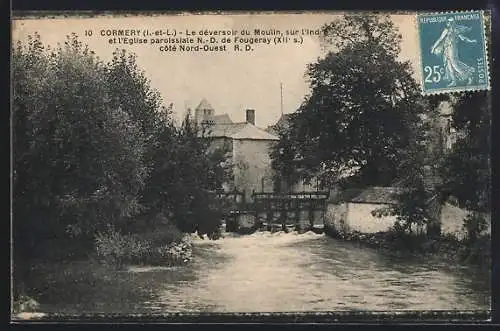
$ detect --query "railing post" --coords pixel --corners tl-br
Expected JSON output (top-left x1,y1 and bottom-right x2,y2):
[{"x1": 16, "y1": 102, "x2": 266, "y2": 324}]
[
  {"x1": 294, "y1": 199, "x2": 301, "y2": 232},
  {"x1": 266, "y1": 205, "x2": 272, "y2": 231},
  {"x1": 280, "y1": 197, "x2": 287, "y2": 232},
  {"x1": 308, "y1": 201, "x2": 315, "y2": 231}
]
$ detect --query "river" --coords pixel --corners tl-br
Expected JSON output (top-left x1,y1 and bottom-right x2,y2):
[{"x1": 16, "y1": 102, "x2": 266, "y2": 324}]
[{"x1": 30, "y1": 231, "x2": 490, "y2": 316}]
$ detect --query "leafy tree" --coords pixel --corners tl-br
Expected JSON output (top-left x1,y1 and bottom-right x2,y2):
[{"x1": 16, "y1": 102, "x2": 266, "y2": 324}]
[
  {"x1": 272, "y1": 14, "x2": 429, "y2": 189},
  {"x1": 141, "y1": 111, "x2": 231, "y2": 237},
  {"x1": 103, "y1": 50, "x2": 231, "y2": 236},
  {"x1": 12, "y1": 33, "x2": 148, "y2": 258},
  {"x1": 440, "y1": 93, "x2": 490, "y2": 212},
  {"x1": 105, "y1": 48, "x2": 168, "y2": 146},
  {"x1": 439, "y1": 91, "x2": 491, "y2": 243},
  {"x1": 271, "y1": 14, "x2": 454, "y2": 236}
]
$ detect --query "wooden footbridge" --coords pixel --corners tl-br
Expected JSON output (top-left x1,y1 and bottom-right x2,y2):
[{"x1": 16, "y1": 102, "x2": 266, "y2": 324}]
[{"x1": 215, "y1": 189, "x2": 330, "y2": 232}]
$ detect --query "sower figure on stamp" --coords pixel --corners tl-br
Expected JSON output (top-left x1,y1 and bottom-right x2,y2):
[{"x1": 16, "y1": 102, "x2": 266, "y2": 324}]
[{"x1": 431, "y1": 17, "x2": 477, "y2": 87}]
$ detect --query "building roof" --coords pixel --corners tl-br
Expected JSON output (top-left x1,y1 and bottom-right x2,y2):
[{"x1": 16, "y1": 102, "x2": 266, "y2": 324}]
[
  {"x1": 211, "y1": 114, "x2": 233, "y2": 125},
  {"x1": 343, "y1": 186, "x2": 403, "y2": 204},
  {"x1": 195, "y1": 98, "x2": 214, "y2": 111},
  {"x1": 206, "y1": 122, "x2": 279, "y2": 141}
]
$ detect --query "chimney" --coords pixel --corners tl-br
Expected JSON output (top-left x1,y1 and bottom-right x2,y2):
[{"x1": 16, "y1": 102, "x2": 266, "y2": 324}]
[{"x1": 246, "y1": 109, "x2": 255, "y2": 125}]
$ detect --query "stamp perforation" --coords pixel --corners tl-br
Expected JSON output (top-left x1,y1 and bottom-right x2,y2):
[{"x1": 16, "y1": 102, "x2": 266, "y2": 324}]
[{"x1": 417, "y1": 10, "x2": 491, "y2": 95}]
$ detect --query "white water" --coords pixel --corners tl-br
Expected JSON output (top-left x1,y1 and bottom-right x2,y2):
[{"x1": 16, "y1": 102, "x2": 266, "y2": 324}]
[
  {"x1": 27, "y1": 231, "x2": 490, "y2": 316},
  {"x1": 144, "y1": 231, "x2": 490, "y2": 312}
]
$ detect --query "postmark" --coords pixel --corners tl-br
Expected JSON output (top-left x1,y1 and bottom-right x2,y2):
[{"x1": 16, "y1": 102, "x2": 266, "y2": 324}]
[{"x1": 417, "y1": 11, "x2": 490, "y2": 94}]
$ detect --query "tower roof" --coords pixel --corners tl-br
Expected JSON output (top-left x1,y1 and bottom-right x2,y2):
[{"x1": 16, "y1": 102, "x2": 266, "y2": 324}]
[{"x1": 195, "y1": 98, "x2": 214, "y2": 111}]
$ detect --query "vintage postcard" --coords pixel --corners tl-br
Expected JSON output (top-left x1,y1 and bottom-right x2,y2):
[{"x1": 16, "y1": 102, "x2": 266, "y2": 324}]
[{"x1": 11, "y1": 11, "x2": 492, "y2": 322}]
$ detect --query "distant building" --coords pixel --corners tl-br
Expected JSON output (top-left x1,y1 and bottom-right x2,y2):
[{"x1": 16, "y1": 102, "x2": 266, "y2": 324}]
[
  {"x1": 194, "y1": 99, "x2": 279, "y2": 199},
  {"x1": 194, "y1": 98, "x2": 233, "y2": 126}
]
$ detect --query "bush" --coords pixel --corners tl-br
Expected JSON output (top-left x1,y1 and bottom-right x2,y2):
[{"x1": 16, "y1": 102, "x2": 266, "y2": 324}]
[
  {"x1": 136, "y1": 224, "x2": 184, "y2": 246},
  {"x1": 463, "y1": 212, "x2": 489, "y2": 243},
  {"x1": 458, "y1": 233, "x2": 490, "y2": 266},
  {"x1": 94, "y1": 224, "x2": 191, "y2": 268}
]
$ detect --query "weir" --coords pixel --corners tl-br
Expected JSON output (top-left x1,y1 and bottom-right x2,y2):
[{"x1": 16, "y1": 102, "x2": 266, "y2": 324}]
[{"x1": 215, "y1": 188, "x2": 329, "y2": 233}]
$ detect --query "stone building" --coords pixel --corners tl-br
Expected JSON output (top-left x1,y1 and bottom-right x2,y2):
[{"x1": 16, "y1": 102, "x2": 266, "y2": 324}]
[{"x1": 194, "y1": 99, "x2": 279, "y2": 200}]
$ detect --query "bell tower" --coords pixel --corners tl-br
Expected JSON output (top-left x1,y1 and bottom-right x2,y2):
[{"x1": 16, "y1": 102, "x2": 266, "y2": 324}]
[{"x1": 194, "y1": 98, "x2": 215, "y2": 125}]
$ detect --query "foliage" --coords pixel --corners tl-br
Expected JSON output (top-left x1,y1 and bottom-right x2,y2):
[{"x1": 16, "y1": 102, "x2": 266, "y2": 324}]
[
  {"x1": 141, "y1": 111, "x2": 231, "y2": 237},
  {"x1": 462, "y1": 212, "x2": 489, "y2": 243},
  {"x1": 105, "y1": 48, "x2": 168, "y2": 140},
  {"x1": 94, "y1": 225, "x2": 192, "y2": 268},
  {"x1": 371, "y1": 185, "x2": 434, "y2": 236},
  {"x1": 271, "y1": 14, "x2": 446, "y2": 233},
  {"x1": 438, "y1": 91, "x2": 490, "y2": 259},
  {"x1": 271, "y1": 14, "x2": 429, "y2": 189},
  {"x1": 12, "y1": 33, "x2": 230, "y2": 266},
  {"x1": 12, "y1": 33, "x2": 148, "y2": 258},
  {"x1": 372, "y1": 100, "x2": 447, "y2": 236},
  {"x1": 439, "y1": 91, "x2": 491, "y2": 213},
  {"x1": 437, "y1": 20, "x2": 491, "y2": 249},
  {"x1": 458, "y1": 233, "x2": 490, "y2": 266}
]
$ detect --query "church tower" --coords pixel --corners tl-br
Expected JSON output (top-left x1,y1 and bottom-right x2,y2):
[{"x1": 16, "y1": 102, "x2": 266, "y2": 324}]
[{"x1": 194, "y1": 98, "x2": 215, "y2": 125}]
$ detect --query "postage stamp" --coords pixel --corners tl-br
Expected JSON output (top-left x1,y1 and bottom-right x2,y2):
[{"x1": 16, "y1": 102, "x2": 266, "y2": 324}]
[{"x1": 417, "y1": 11, "x2": 490, "y2": 94}]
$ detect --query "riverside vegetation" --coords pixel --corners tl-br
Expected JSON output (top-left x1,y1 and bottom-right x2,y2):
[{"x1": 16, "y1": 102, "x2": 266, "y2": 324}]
[
  {"x1": 324, "y1": 216, "x2": 490, "y2": 271},
  {"x1": 12, "y1": 33, "x2": 229, "y2": 315}
]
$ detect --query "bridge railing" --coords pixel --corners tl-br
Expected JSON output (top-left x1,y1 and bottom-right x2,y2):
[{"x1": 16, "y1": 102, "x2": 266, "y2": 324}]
[
  {"x1": 251, "y1": 191, "x2": 330, "y2": 212},
  {"x1": 211, "y1": 189, "x2": 247, "y2": 214}
]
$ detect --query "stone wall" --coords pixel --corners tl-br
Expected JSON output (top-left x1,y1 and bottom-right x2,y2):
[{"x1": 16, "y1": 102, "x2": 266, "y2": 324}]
[
  {"x1": 233, "y1": 139, "x2": 276, "y2": 200},
  {"x1": 324, "y1": 201, "x2": 491, "y2": 239},
  {"x1": 325, "y1": 202, "x2": 396, "y2": 234},
  {"x1": 440, "y1": 203, "x2": 491, "y2": 239},
  {"x1": 208, "y1": 137, "x2": 234, "y2": 191}
]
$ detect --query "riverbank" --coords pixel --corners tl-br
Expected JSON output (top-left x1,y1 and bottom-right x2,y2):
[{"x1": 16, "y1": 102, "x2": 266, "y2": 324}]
[
  {"x1": 12, "y1": 229, "x2": 195, "y2": 318},
  {"x1": 13, "y1": 229, "x2": 491, "y2": 317},
  {"x1": 323, "y1": 225, "x2": 491, "y2": 270}
]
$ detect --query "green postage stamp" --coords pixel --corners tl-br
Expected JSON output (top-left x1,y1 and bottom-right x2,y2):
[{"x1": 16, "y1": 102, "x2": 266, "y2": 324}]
[{"x1": 417, "y1": 10, "x2": 490, "y2": 94}]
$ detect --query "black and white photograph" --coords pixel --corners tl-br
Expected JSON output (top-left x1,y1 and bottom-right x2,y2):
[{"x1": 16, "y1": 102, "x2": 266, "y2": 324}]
[{"x1": 11, "y1": 11, "x2": 492, "y2": 321}]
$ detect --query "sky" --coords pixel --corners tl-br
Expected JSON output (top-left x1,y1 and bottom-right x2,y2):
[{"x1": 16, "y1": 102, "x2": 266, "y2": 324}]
[{"x1": 12, "y1": 13, "x2": 422, "y2": 128}]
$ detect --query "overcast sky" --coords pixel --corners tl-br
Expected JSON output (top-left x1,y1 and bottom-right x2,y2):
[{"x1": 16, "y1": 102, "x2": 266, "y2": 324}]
[{"x1": 12, "y1": 13, "x2": 421, "y2": 128}]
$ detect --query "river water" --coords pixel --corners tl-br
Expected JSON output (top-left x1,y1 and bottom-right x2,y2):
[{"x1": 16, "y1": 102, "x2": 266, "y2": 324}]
[{"x1": 32, "y1": 231, "x2": 490, "y2": 316}]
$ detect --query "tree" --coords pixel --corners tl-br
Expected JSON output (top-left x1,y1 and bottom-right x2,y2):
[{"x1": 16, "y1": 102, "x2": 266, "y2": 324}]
[
  {"x1": 12, "y1": 33, "x2": 148, "y2": 258},
  {"x1": 141, "y1": 111, "x2": 231, "y2": 237},
  {"x1": 272, "y1": 14, "x2": 429, "y2": 189},
  {"x1": 13, "y1": 32, "x2": 233, "y2": 257},
  {"x1": 439, "y1": 13, "x2": 491, "y2": 242},
  {"x1": 105, "y1": 48, "x2": 168, "y2": 146},
  {"x1": 440, "y1": 96, "x2": 490, "y2": 213},
  {"x1": 439, "y1": 91, "x2": 491, "y2": 242}
]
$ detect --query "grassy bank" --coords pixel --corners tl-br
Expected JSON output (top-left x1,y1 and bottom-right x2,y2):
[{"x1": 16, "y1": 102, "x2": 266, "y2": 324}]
[
  {"x1": 94, "y1": 223, "x2": 193, "y2": 269},
  {"x1": 323, "y1": 225, "x2": 491, "y2": 269},
  {"x1": 12, "y1": 221, "x2": 195, "y2": 317}
]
